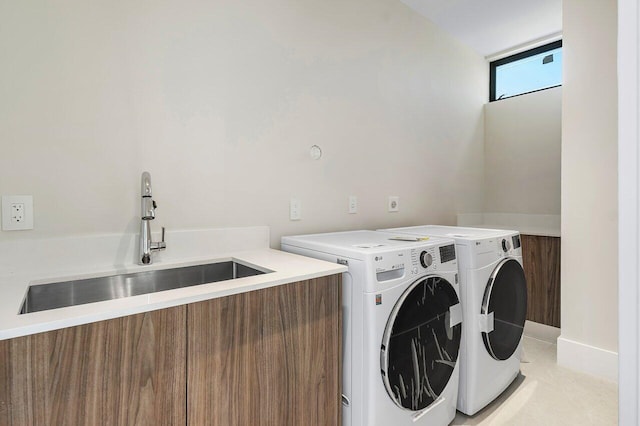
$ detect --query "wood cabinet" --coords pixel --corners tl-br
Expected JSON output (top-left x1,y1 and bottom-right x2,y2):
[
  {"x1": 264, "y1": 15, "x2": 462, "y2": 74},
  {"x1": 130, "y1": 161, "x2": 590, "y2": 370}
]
[
  {"x1": 0, "y1": 275, "x2": 342, "y2": 426},
  {"x1": 0, "y1": 306, "x2": 186, "y2": 426},
  {"x1": 187, "y1": 275, "x2": 342, "y2": 426},
  {"x1": 521, "y1": 234, "x2": 561, "y2": 327}
]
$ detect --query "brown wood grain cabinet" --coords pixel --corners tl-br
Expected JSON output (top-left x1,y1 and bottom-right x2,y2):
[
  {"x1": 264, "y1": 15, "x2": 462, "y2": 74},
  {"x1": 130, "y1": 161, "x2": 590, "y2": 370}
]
[
  {"x1": 0, "y1": 306, "x2": 187, "y2": 426},
  {"x1": 521, "y1": 234, "x2": 561, "y2": 327},
  {"x1": 187, "y1": 275, "x2": 342, "y2": 426},
  {"x1": 0, "y1": 275, "x2": 342, "y2": 426}
]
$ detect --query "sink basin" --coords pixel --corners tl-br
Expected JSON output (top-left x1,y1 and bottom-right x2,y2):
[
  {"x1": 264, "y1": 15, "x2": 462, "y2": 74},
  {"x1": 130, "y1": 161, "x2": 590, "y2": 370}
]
[{"x1": 19, "y1": 261, "x2": 271, "y2": 314}]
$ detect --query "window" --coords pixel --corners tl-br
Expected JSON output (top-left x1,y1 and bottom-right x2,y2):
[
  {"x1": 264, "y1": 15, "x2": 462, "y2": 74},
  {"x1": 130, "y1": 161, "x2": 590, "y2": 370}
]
[{"x1": 490, "y1": 40, "x2": 562, "y2": 102}]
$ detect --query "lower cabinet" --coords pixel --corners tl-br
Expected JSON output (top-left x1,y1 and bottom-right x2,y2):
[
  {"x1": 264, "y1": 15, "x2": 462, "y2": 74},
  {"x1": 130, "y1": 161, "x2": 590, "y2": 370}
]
[
  {"x1": 187, "y1": 275, "x2": 342, "y2": 426},
  {"x1": 521, "y1": 234, "x2": 561, "y2": 327},
  {"x1": 0, "y1": 306, "x2": 187, "y2": 426},
  {"x1": 0, "y1": 275, "x2": 342, "y2": 426}
]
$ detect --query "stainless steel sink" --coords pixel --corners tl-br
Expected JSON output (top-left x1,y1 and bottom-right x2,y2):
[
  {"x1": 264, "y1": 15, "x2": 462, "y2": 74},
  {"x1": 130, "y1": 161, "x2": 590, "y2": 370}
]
[{"x1": 19, "y1": 261, "x2": 271, "y2": 314}]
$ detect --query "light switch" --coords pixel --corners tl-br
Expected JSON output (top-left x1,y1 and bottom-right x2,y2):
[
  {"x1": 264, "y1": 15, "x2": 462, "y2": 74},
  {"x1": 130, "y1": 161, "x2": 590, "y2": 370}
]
[
  {"x1": 348, "y1": 196, "x2": 357, "y2": 214},
  {"x1": 290, "y1": 198, "x2": 301, "y2": 221}
]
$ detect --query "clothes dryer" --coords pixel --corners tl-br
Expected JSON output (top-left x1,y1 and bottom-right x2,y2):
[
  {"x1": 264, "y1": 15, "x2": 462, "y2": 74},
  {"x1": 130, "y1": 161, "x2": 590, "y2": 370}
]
[
  {"x1": 281, "y1": 230, "x2": 462, "y2": 426},
  {"x1": 380, "y1": 226, "x2": 527, "y2": 416}
]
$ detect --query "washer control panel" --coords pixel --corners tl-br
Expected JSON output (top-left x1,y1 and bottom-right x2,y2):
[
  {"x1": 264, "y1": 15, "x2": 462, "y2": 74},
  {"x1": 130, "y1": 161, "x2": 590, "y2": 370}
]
[
  {"x1": 410, "y1": 247, "x2": 437, "y2": 275},
  {"x1": 374, "y1": 251, "x2": 407, "y2": 282},
  {"x1": 439, "y1": 244, "x2": 456, "y2": 263},
  {"x1": 419, "y1": 251, "x2": 433, "y2": 268},
  {"x1": 373, "y1": 241, "x2": 457, "y2": 284}
]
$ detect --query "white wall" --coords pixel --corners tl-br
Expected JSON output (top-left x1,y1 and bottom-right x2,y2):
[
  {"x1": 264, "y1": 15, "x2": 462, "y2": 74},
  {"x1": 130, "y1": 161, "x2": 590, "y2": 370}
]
[
  {"x1": 559, "y1": 0, "x2": 618, "y2": 381},
  {"x1": 618, "y1": 0, "x2": 640, "y2": 420},
  {"x1": 484, "y1": 87, "x2": 561, "y2": 215},
  {"x1": 0, "y1": 0, "x2": 486, "y2": 248}
]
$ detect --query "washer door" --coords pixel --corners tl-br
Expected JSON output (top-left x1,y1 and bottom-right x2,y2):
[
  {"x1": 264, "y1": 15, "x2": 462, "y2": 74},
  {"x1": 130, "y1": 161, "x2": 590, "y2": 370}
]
[
  {"x1": 481, "y1": 258, "x2": 528, "y2": 360},
  {"x1": 380, "y1": 276, "x2": 462, "y2": 411}
]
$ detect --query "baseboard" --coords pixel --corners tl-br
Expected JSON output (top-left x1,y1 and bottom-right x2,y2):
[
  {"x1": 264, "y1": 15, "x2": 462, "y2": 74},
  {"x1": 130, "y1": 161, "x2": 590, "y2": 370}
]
[
  {"x1": 524, "y1": 320, "x2": 560, "y2": 343},
  {"x1": 557, "y1": 336, "x2": 618, "y2": 382}
]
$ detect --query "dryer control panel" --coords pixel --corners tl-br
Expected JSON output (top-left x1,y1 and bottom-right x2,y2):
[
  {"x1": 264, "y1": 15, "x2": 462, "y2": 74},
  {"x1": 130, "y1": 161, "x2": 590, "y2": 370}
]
[{"x1": 497, "y1": 234, "x2": 522, "y2": 258}]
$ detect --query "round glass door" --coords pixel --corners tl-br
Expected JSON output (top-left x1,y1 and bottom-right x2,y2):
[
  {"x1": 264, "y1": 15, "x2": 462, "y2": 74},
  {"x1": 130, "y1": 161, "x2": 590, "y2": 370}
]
[
  {"x1": 380, "y1": 276, "x2": 461, "y2": 411},
  {"x1": 481, "y1": 258, "x2": 528, "y2": 360}
]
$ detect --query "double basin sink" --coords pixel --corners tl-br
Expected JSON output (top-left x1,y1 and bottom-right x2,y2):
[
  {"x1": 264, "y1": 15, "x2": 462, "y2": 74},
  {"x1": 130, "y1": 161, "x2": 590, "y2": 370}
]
[{"x1": 20, "y1": 260, "x2": 271, "y2": 314}]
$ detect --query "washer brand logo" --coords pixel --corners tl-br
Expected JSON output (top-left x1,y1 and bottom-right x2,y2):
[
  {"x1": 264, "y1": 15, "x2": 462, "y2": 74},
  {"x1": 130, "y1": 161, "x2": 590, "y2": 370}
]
[
  {"x1": 375, "y1": 256, "x2": 383, "y2": 261},
  {"x1": 476, "y1": 242, "x2": 481, "y2": 246},
  {"x1": 375, "y1": 294, "x2": 382, "y2": 305}
]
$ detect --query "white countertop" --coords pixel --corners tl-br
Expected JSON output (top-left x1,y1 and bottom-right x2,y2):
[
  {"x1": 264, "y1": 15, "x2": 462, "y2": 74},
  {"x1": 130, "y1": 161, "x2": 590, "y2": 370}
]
[
  {"x1": 470, "y1": 224, "x2": 560, "y2": 237},
  {"x1": 0, "y1": 227, "x2": 346, "y2": 341},
  {"x1": 457, "y1": 213, "x2": 561, "y2": 237}
]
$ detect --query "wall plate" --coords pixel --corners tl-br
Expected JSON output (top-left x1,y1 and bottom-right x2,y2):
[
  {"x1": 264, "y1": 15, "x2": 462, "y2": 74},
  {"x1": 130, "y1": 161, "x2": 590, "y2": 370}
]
[
  {"x1": 388, "y1": 196, "x2": 399, "y2": 212},
  {"x1": 2, "y1": 195, "x2": 34, "y2": 231},
  {"x1": 290, "y1": 198, "x2": 301, "y2": 221}
]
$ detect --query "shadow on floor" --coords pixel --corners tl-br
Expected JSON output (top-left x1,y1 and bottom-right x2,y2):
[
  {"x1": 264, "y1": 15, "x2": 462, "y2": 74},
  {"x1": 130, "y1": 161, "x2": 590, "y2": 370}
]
[{"x1": 451, "y1": 373, "x2": 527, "y2": 425}]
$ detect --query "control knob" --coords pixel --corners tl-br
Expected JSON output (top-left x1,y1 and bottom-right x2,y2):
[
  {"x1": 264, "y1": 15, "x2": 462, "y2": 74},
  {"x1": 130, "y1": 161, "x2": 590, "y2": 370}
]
[
  {"x1": 419, "y1": 251, "x2": 433, "y2": 268},
  {"x1": 501, "y1": 238, "x2": 511, "y2": 252}
]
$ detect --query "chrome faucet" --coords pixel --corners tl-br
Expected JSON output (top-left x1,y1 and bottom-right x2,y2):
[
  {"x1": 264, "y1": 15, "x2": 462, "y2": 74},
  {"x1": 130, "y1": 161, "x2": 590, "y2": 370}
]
[{"x1": 139, "y1": 171, "x2": 166, "y2": 265}]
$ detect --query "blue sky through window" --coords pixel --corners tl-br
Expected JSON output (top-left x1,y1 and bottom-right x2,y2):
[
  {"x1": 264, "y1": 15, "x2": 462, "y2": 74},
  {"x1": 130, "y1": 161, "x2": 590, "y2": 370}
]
[{"x1": 494, "y1": 47, "x2": 562, "y2": 100}]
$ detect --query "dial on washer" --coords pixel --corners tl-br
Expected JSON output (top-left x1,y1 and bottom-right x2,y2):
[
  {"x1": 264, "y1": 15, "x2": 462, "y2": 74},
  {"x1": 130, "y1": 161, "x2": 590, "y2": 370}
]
[{"x1": 419, "y1": 251, "x2": 433, "y2": 268}]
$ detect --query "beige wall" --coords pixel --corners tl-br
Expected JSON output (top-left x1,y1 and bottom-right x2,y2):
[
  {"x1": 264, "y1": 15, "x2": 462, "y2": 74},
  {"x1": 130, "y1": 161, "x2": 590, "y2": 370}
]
[
  {"x1": 0, "y1": 0, "x2": 486, "y2": 248},
  {"x1": 484, "y1": 87, "x2": 561, "y2": 214},
  {"x1": 561, "y1": 0, "x2": 618, "y2": 355}
]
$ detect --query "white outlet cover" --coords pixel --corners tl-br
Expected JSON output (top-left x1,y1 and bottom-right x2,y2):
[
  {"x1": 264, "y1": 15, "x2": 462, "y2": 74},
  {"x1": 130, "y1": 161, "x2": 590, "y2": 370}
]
[
  {"x1": 388, "y1": 196, "x2": 400, "y2": 212},
  {"x1": 2, "y1": 195, "x2": 34, "y2": 230}
]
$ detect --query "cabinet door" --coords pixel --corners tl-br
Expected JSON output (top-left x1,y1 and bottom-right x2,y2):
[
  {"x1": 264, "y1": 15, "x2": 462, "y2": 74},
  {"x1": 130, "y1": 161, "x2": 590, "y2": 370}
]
[
  {"x1": 187, "y1": 276, "x2": 342, "y2": 426},
  {"x1": 0, "y1": 306, "x2": 187, "y2": 426},
  {"x1": 521, "y1": 235, "x2": 561, "y2": 327}
]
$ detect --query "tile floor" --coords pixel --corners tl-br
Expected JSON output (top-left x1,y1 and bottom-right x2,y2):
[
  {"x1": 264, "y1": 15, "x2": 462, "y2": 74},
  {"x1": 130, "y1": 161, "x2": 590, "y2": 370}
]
[{"x1": 452, "y1": 337, "x2": 618, "y2": 425}]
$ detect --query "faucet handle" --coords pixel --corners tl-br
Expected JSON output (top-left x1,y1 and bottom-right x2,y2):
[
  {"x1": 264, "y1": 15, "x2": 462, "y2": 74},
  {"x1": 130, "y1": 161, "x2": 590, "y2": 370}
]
[{"x1": 152, "y1": 227, "x2": 167, "y2": 251}]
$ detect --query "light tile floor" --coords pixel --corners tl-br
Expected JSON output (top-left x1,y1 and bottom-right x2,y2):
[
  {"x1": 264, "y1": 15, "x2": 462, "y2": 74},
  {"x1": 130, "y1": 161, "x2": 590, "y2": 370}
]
[{"x1": 452, "y1": 337, "x2": 618, "y2": 425}]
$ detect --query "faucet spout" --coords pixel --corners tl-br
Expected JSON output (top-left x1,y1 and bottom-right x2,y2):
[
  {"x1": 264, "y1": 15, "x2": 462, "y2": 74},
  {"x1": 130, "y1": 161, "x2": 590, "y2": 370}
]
[{"x1": 139, "y1": 171, "x2": 166, "y2": 265}]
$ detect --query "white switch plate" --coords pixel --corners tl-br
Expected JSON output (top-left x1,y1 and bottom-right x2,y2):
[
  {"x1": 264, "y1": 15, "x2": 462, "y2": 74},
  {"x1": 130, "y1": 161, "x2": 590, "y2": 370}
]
[
  {"x1": 388, "y1": 196, "x2": 399, "y2": 212},
  {"x1": 348, "y1": 195, "x2": 357, "y2": 214},
  {"x1": 2, "y1": 195, "x2": 34, "y2": 230},
  {"x1": 290, "y1": 198, "x2": 301, "y2": 221}
]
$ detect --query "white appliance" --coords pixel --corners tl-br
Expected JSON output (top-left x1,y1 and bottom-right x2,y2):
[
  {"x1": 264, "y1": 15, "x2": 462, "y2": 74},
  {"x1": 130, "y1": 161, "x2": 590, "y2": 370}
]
[
  {"x1": 380, "y1": 226, "x2": 527, "y2": 416},
  {"x1": 281, "y1": 230, "x2": 462, "y2": 426}
]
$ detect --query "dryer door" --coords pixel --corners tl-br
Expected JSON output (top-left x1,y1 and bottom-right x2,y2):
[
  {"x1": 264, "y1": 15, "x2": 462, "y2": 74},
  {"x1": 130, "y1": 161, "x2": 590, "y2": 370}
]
[
  {"x1": 481, "y1": 258, "x2": 528, "y2": 360},
  {"x1": 380, "y1": 275, "x2": 462, "y2": 411}
]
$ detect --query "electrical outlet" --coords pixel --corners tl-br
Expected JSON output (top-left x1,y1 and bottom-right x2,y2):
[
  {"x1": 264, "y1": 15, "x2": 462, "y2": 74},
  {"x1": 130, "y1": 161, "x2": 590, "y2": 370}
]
[
  {"x1": 388, "y1": 196, "x2": 399, "y2": 212},
  {"x1": 2, "y1": 195, "x2": 34, "y2": 231},
  {"x1": 290, "y1": 198, "x2": 301, "y2": 221},
  {"x1": 11, "y1": 203, "x2": 24, "y2": 223},
  {"x1": 348, "y1": 195, "x2": 357, "y2": 214}
]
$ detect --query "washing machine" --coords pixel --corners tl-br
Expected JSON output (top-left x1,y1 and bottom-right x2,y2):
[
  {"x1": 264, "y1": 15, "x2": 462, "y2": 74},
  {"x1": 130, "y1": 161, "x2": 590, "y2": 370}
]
[
  {"x1": 380, "y1": 225, "x2": 527, "y2": 416},
  {"x1": 281, "y1": 230, "x2": 462, "y2": 426}
]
